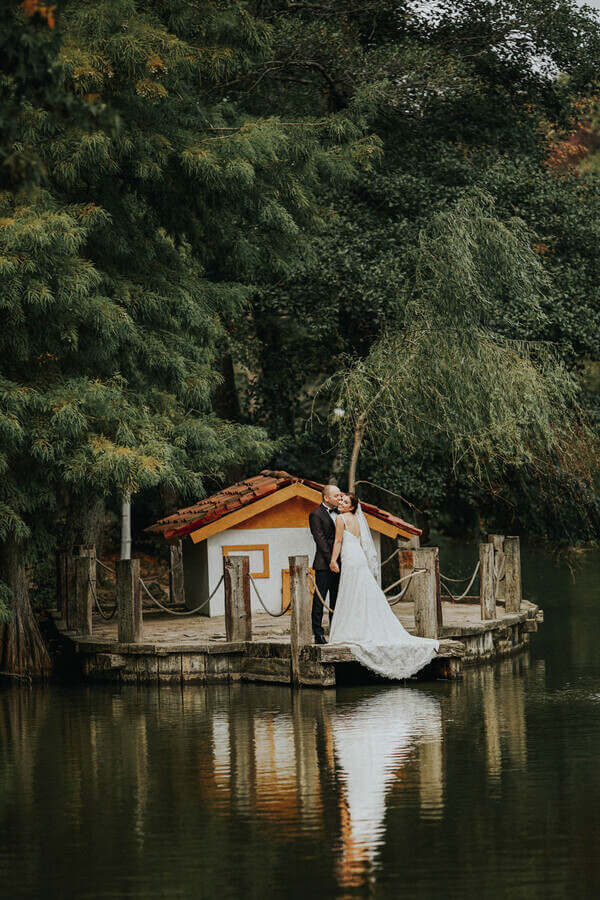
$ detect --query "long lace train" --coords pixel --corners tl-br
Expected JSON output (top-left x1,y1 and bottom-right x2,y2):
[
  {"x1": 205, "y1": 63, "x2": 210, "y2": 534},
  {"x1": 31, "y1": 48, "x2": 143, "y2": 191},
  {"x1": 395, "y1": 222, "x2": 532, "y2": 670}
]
[{"x1": 328, "y1": 529, "x2": 438, "y2": 680}]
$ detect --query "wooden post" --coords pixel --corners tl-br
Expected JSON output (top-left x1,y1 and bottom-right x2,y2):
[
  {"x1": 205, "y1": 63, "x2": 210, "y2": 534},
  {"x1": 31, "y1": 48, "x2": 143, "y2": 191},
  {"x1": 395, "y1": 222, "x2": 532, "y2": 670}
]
[
  {"x1": 169, "y1": 540, "x2": 185, "y2": 607},
  {"x1": 116, "y1": 558, "x2": 143, "y2": 643},
  {"x1": 224, "y1": 555, "x2": 252, "y2": 642},
  {"x1": 65, "y1": 553, "x2": 78, "y2": 631},
  {"x1": 434, "y1": 550, "x2": 443, "y2": 631},
  {"x1": 504, "y1": 536, "x2": 522, "y2": 613},
  {"x1": 479, "y1": 542, "x2": 496, "y2": 620},
  {"x1": 413, "y1": 547, "x2": 440, "y2": 638},
  {"x1": 488, "y1": 534, "x2": 505, "y2": 603},
  {"x1": 398, "y1": 548, "x2": 415, "y2": 603},
  {"x1": 57, "y1": 550, "x2": 71, "y2": 621},
  {"x1": 289, "y1": 555, "x2": 312, "y2": 685},
  {"x1": 78, "y1": 543, "x2": 96, "y2": 598},
  {"x1": 71, "y1": 554, "x2": 93, "y2": 636}
]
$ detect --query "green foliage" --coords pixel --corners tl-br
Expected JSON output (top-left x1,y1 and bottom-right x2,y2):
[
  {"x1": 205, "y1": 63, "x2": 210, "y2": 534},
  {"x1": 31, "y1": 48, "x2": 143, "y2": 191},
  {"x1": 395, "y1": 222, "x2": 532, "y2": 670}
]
[
  {"x1": 326, "y1": 194, "x2": 595, "y2": 483},
  {"x1": 0, "y1": 1, "x2": 376, "y2": 572},
  {"x1": 233, "y1": 0, "x2": 600, "y2": 541}
]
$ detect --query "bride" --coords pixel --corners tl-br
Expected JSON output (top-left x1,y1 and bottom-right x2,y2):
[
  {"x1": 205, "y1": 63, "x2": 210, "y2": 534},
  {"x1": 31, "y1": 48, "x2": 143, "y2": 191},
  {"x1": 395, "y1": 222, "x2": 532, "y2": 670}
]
[{"x1": 328, "y1": 493, "x2": 439, "y2": 680}]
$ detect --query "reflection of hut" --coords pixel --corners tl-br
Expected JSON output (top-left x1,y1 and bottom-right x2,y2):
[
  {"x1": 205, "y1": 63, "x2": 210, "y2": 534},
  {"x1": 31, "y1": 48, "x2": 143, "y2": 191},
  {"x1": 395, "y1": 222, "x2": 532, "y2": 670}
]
[{"x1": 146, "y1": 470, "x2": 421, "y2": 616}]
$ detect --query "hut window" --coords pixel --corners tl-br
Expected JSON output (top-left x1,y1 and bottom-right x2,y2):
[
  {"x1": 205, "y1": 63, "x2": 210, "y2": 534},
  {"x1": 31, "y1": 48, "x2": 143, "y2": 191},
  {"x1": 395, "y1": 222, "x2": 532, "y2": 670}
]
[{"x1": 221, "y1": 544, "x2": 270, "y2": 578}]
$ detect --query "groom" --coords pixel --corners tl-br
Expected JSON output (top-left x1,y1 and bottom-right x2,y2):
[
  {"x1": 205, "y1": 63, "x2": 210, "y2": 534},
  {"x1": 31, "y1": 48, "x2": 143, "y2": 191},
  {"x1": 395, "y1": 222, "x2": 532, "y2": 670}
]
[{"x1": 309, "y1": 484, "x2": 342, "y2": 644}]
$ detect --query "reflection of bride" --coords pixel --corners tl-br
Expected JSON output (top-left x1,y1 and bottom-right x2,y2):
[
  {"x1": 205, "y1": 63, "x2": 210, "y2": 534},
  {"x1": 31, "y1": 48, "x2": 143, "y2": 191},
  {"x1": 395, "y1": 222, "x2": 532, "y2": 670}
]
[{"x1": 332, "y1": 688, "x2": 442, "y2": 884}]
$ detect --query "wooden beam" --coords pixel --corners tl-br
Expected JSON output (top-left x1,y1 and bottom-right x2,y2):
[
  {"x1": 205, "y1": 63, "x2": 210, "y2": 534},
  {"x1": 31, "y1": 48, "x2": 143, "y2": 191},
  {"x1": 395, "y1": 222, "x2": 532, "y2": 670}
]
[
  {"x1": 479, "y1": 543, "x2": 496, "y2": 620},
  {"x1": 397, "y1": 548, "x2": 415, "y2": 603},
  {"x1": 116, "y1": 558, "x2": 143, "y2": 643},
  {"x1": 413, "y1": 547, "x2": 441, "y2": 638},
  {"x1": 488, "y1": 533, "x2": 506, "y2": 607},
  {"x1": 289, "y1": 555, "x2": 312, "y2": 685},
  {"x1": 169, "y1": 541, "x2": 184, "y2": 606},
  {"x1": 57, "y1": 550, "x2": 71, "y2": 621},
  {"x1": 504, "y1": 536, "x2": 522, "y2": 614},
  {"x1": 224, "y1": 555, "x2": 252, "y2": 642},
  {"x1": 71, "y1": 554, "x2": 93, "y2": 637}
]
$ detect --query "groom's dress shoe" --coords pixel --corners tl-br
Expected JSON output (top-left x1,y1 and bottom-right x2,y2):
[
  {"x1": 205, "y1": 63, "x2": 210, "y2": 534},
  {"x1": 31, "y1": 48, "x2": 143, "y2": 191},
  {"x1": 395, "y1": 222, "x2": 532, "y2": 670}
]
[{"x1": 314, "y1": 635, "x2": 327, "y2": 645}]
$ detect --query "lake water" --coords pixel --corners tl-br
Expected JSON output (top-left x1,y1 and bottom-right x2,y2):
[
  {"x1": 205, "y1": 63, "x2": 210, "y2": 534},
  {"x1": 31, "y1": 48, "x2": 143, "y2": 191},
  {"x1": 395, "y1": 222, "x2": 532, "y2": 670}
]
[{"x1": 0, "y1": 543, "x2": 599, "y2": 899}]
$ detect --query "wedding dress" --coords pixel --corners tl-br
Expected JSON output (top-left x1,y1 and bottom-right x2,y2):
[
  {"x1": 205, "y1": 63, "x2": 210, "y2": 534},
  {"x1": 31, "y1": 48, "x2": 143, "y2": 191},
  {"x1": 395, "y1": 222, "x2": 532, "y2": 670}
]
[{"x1": 328, "y1": 513, "x2": 439, "y2": 680}]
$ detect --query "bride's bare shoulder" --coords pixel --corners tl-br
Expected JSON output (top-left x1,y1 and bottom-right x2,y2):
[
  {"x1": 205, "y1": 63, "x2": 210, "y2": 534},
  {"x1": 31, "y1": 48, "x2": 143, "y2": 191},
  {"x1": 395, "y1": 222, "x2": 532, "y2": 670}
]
[{"x1": 345, "y1": 513, "x2": 361, "y2": 536}]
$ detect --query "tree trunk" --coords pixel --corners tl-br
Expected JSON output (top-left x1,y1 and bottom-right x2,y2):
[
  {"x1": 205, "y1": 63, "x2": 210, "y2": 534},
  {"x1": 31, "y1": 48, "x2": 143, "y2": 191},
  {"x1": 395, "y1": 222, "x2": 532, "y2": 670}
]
[
  {"x1": 213, "y1": 354, "x2": 242, "y2": 420},
  {"x1": 121, "y1": 493, "x2": 132, "y2": 560},
  {"x1": 159, "y1": 484, "x2": 180, "y2": 517},
  {"x1": 347, "y1": 415, "x2": 366, "y2": 492},
  {"x1": 65, "y1": 493, "x2": 106, "y2": 557},
  {"x1": 0, "y1": 539, "x2": 51, "y2": 678}
]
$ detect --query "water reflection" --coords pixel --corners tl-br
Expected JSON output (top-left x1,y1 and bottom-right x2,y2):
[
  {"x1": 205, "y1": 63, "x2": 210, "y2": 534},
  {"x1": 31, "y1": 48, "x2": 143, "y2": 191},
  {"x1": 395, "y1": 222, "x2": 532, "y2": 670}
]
[
  {"x1": 332, "y1": 689, "x2": 442, "y2": 888},
  {"x1": 4, "y1": 546, "x2": 600, "y2": 899},
  {"x1": 0, "y1": 662, "x2": 537, "y2": 898}
]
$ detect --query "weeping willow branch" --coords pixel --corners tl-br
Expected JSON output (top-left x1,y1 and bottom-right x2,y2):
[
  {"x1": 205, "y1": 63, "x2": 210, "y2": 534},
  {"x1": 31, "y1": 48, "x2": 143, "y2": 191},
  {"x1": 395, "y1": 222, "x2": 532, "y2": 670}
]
[{"x1": 316, "y1": 192, "x2": 598, "y2": 493}]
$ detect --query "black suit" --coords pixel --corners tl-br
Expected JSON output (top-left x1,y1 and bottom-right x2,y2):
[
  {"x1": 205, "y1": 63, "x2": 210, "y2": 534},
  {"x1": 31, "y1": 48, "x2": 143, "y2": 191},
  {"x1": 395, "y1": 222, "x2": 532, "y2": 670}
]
[{"x1": 308, "y1": 504, "x2": 340, "y2": 640}]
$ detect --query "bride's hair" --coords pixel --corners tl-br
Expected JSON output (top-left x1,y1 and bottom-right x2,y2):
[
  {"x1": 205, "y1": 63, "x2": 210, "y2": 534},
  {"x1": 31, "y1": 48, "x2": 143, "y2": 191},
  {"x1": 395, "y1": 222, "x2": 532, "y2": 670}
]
[{"x1": 346, "y1": 492, "x2": 359, "y2": 513}]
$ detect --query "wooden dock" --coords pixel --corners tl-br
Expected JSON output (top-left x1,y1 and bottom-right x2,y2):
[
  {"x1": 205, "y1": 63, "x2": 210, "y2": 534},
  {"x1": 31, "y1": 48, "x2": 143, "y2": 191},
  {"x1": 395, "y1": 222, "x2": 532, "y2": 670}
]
[
  {"x1": 53, "y1": 596, "x2": 543, "y2": 687},
  {"x1": 52, "y1": 535, "x2": 543, "y2": 687}
]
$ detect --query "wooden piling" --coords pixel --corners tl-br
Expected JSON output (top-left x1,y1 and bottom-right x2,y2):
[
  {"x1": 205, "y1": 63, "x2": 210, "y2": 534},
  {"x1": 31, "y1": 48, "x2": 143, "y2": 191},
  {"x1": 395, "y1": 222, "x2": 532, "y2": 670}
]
[
  {"x1": 224, "y1": 555, "x2": 252, "y2": 642},
  {"x1": 71, "y1": 553, "x2": 93, "y2": 637},
  {"x1": 398, "y1": 548, "x2": 415, "y2": 603},
  {"x1": 413, "y1": 547, "x2": 441, "y2": 639},
  {"x1": 169, "y1": 540, "x2": 184, "y2": 607},
  {"x1": 116, "y1": 558, "x2": 143, "y2": 643},
  {"x1": 57, "y1": 550, "x2": 71, "y2": 621},
  {"x1": 504, "y1": 536, "x2": 522, "y2": 613},
  {"x1": 434, "y1": 550, "x2": 443, "y2": 631},
  {"x1": 289, "y1": 555, "x2": 312, "y2": 685},
  {"x1": 488, "y1": 534, "x2": 506, "y2": 602},
  {"x1": 479, "y1": 542, "x2": 496, "y2": 620}
]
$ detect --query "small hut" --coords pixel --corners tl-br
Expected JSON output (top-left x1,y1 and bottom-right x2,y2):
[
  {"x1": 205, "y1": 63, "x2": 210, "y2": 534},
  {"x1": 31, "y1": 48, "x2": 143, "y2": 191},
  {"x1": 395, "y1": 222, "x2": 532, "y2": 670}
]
[{"x1": 146, "y1": 470, "x2": 422, "y2": 616}]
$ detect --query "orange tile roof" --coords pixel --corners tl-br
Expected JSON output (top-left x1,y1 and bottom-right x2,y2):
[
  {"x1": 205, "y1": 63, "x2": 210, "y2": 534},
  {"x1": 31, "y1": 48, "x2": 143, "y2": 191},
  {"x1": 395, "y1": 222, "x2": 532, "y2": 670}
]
[{"x1": 146, "y1": 470, "x2": 422, "y2": 541}]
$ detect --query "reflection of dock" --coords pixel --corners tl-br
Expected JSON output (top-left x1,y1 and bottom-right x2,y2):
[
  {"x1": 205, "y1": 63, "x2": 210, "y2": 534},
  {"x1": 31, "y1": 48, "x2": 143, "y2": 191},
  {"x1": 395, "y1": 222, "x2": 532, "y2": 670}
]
[{"x1": 0, "y1": 657, "x2": 532, "y2": 896}]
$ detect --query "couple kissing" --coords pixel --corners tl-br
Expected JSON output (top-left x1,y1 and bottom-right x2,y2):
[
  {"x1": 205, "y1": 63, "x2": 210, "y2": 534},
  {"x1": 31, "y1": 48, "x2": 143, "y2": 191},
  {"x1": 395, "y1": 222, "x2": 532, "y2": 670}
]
[{"x1": 307, "y1": 484, "x2": 440, "y2": 680}]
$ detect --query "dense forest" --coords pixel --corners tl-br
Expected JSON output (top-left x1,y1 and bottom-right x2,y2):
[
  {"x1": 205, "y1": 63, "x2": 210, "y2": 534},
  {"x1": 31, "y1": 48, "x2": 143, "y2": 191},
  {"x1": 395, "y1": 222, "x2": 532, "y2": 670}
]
[{"x1": 1, "y1": 0, "x2": 600, "y2": 673}]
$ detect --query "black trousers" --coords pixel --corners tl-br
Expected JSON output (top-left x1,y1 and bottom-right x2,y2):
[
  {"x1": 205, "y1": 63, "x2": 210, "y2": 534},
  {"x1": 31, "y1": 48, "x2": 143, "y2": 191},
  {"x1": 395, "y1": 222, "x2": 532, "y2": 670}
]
[{"x1": 312, "y1": 568, "x2": 340, "y2": 639}]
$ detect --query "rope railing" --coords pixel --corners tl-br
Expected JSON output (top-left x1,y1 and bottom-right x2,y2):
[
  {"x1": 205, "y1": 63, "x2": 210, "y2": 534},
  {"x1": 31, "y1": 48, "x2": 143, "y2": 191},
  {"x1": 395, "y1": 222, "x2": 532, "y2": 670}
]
[
  {"x1": 249, "y1": 574, "x2": 292, "y2": 617},
  {"x1": 307, "y1": 572, "x2": 334, "y2": 614},
  {"x1": 381, "y1": 547, "x2": 400, "y2": 567},
  {"x1": 96, "y1": 559, "x2": 116, "y2": 576},
  {"x1": 386, "y1": 568, "x2": 428, "y2": 605},
  {"x1": 88, "y1": 576, "x2": 118, "y2": 620},
  {"x1": 439, "y1": 572, "x2": 471, "y2": 584},
  {"x1": 440, "y1": 560, "x2": 480, "y2": 603},
  {"x1": 383, "y1": 567, "x2": 427, "y2": 596},
  {"x1": 139, "y1": 575, "x2": 224, "y2": 616}
]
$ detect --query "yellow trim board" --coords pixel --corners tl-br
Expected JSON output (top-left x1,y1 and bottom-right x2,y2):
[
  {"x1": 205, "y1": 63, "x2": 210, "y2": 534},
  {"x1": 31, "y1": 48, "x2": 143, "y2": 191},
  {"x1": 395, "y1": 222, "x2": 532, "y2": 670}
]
[
  {"x1": 190, "y1": 483, "x2": 314, "y2": 543},
  {"x1": 189, "y1": 481, "x2": 414, "y2": 542},
  {"x1": 363, "y1": 511, "x2": 413, "y2": 540},
  {"x1": 222, "y1": 544, "x2": 270, "y2": 579}
]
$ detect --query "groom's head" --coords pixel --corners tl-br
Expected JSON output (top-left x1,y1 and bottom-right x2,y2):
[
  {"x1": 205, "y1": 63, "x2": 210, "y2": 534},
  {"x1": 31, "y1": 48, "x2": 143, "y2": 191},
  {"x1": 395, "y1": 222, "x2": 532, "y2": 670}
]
[{"x1": 322, "y1": 484, "x2": 341, "y2": 510}]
